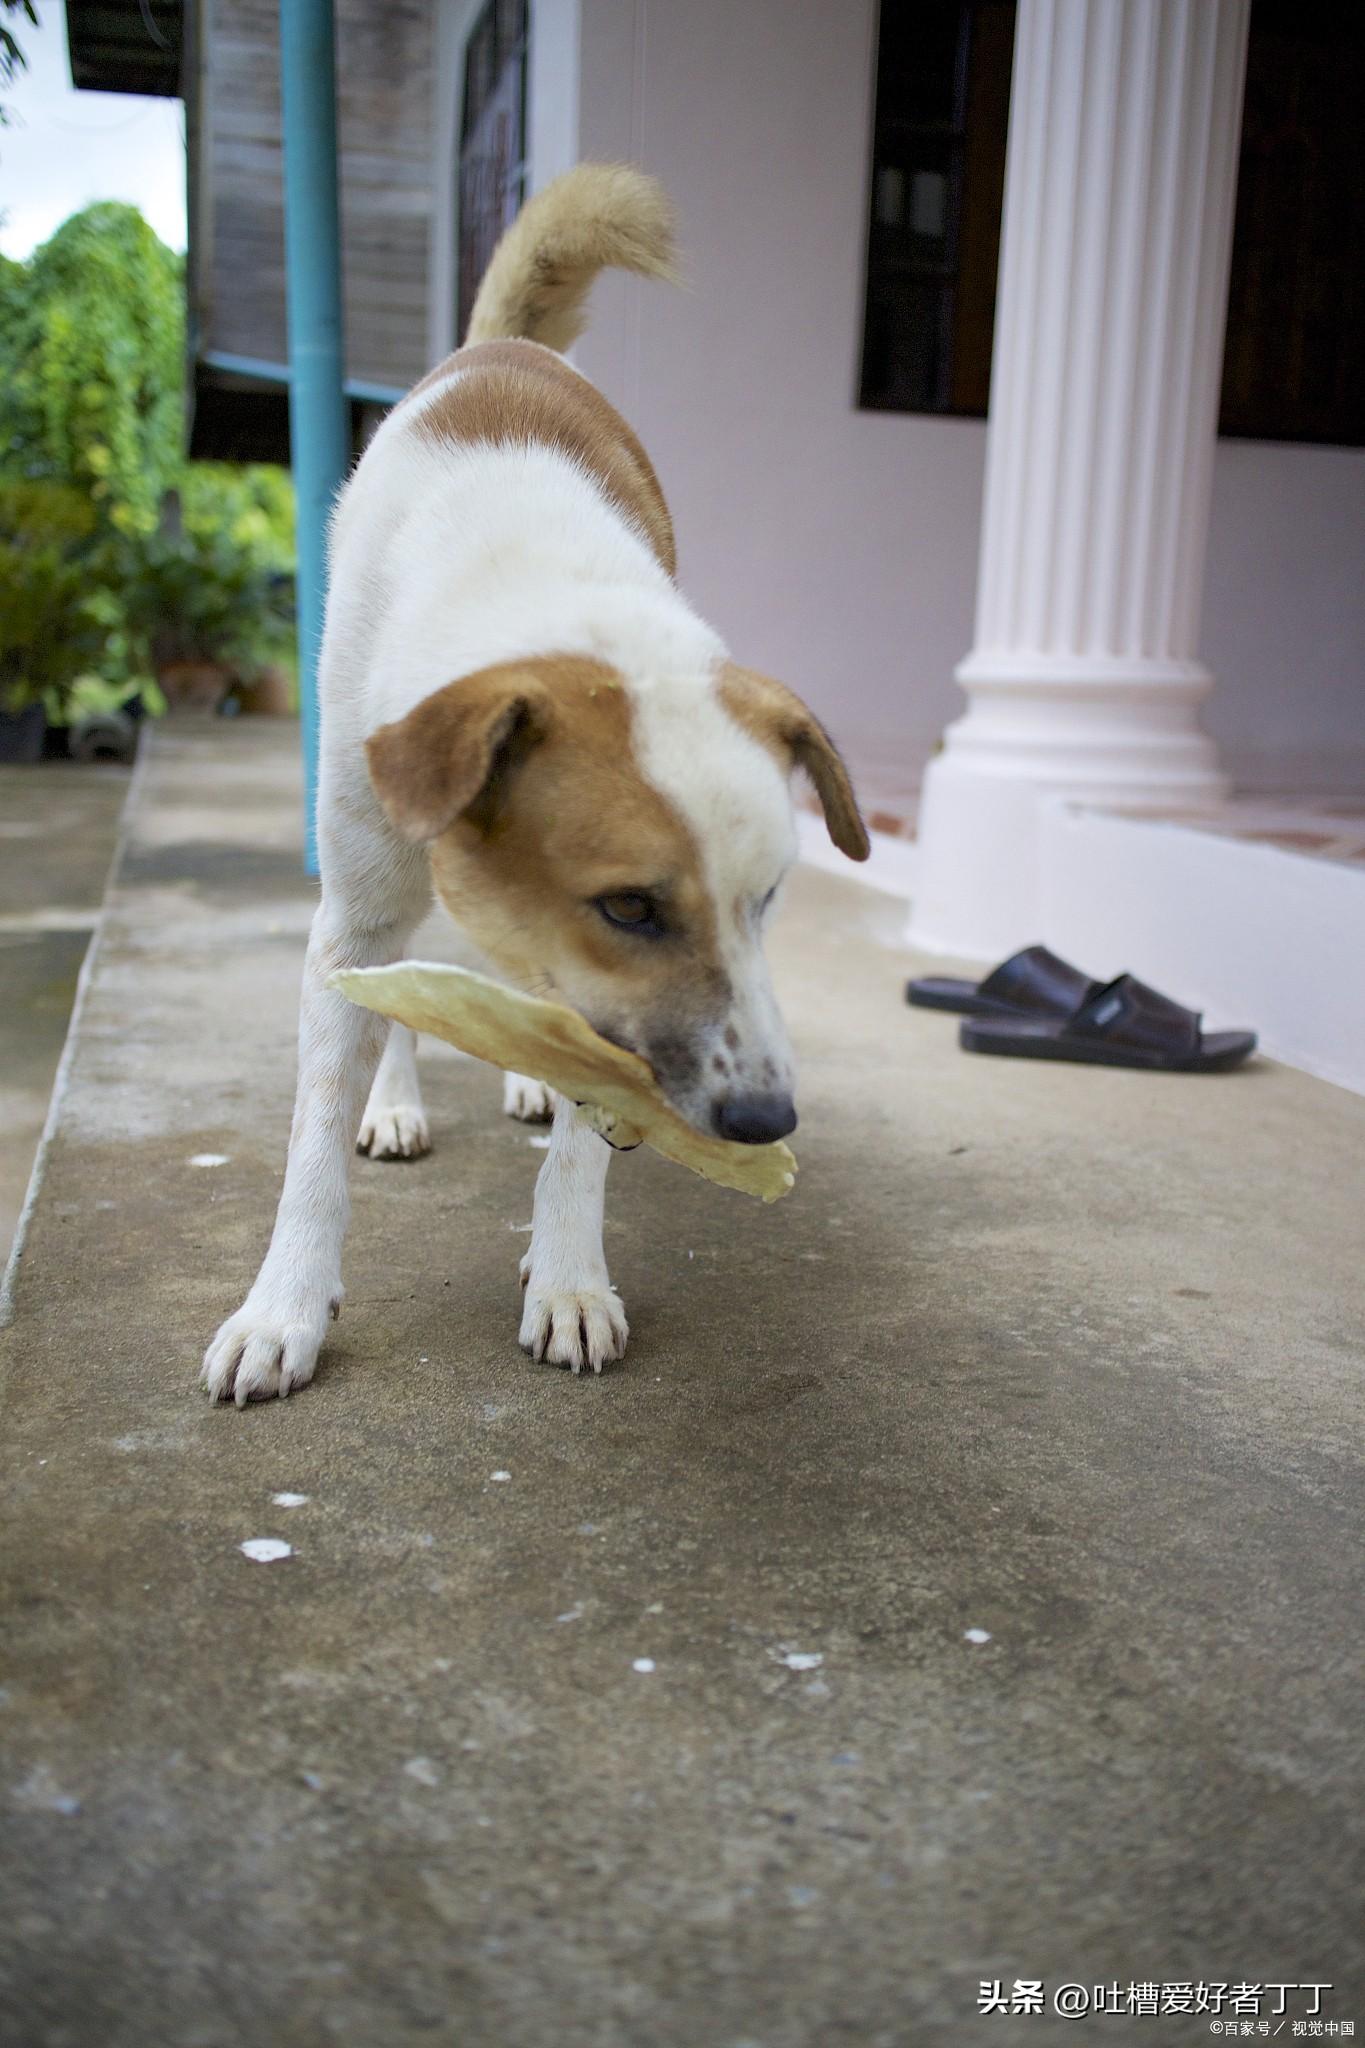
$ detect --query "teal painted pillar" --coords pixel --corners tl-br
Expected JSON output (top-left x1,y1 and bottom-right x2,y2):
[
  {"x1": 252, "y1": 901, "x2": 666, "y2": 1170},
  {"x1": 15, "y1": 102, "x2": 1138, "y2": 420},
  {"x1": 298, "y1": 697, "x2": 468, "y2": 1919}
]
[{"x1": 279, "y1": 0, "x2": 349, "y2": 876}]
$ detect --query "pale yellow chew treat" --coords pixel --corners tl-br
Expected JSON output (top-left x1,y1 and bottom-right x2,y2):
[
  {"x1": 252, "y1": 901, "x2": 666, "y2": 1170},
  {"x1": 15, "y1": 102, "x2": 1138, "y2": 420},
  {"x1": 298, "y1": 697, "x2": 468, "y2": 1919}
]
[{"x1": 330, "y1": 961, "x2": 797, "y2": 1202}]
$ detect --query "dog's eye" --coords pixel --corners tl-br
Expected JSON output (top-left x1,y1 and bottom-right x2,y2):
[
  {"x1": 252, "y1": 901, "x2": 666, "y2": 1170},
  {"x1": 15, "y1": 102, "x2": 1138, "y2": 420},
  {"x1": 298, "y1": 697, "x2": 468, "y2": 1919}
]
[{"x1": 596, "y1": 892, "x2": 662, "y2": 933}]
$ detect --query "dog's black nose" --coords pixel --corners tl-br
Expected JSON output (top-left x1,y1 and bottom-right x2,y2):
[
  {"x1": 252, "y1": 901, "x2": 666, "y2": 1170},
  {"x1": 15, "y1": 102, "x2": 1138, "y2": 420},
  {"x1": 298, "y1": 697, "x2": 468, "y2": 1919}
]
[{"x1": 713, "y1": 1092, "x2": 798, "y2": 1145}]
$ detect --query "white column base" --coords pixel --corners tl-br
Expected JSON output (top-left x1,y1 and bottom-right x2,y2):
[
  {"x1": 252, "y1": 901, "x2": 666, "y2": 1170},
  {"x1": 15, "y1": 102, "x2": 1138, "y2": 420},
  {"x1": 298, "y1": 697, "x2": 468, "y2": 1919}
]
[
  {"x1": 908, "y1": 761, "x2": 1048, "y2": 959},
  {"x1": 946, "y1": 652, "x2": 1229, "y2": 794},
  {"x1": 908, "y1": 660, "x2": 1229, "y2": 959}
]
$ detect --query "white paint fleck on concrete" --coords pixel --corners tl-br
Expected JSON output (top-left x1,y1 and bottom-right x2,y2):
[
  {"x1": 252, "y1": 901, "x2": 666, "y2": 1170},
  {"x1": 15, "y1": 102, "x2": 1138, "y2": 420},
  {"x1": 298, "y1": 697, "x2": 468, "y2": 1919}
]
[
  {"x1": 632, "y1": 1657, "x2": 656, "y2": 1674},
  {"x1": 403, "y1": 1757, "x2": 440, "y2": 1787},
  {"x1": 776, "y1": 1650, "x2": 823, "y2": 1671},
  {"x1": 490, "y1": 1469, "x2": 511, "y2": 1484},
  {"x1": 964, "y1": 1627, "x2": 992, "y2": 1644},
  {"x1": 556, "y1": 1605, "x2": 583, "y2": 1624},
  {"x1": 189, "y1": 1153, "x2": 229, "y2": 1168},
  {"x1": 240, "y1": 1537, "x2": 292, "y2": 1563},
  {"x1": 11, "y1": 1765, "x2": 80, "y2": 1815},
  {"x1": 271, "y1": 1492, "x2": 308, "y2": 1508},
  {"x1": 110, "y1": 1421, "x2": 196, "y2": 1455}
]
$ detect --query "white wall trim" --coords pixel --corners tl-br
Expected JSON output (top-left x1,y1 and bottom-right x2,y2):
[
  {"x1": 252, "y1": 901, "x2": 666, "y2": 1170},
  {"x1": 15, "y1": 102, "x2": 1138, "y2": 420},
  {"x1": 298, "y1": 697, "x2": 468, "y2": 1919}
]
[{"x1": 1037, "y1": 800, "x2": 1365, "y2": 1096}]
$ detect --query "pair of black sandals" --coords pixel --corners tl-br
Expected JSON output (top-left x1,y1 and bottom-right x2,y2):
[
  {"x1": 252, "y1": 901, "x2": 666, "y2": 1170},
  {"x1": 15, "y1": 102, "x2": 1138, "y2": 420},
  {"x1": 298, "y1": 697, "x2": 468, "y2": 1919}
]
[{"x1": 906, "y1": 945, "x2": 1257, "y2": 1074}]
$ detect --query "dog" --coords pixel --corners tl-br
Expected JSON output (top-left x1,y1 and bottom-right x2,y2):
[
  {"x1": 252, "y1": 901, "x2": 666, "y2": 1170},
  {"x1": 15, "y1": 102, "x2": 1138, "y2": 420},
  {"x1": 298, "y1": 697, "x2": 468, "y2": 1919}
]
[{"x1": 203, "y1": 164, "x2": 869, "y2": 1403}]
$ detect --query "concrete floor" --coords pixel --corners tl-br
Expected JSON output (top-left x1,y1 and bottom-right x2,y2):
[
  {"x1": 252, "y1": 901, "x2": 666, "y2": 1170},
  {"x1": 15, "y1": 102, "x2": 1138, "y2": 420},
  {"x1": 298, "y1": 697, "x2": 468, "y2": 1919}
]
[
  {"x1": 0, "y1": 762, "x2": 131, "y2": 1270},
  {"x1": 2, "y1": 720, "x2": 1363, "y2": 2047}
]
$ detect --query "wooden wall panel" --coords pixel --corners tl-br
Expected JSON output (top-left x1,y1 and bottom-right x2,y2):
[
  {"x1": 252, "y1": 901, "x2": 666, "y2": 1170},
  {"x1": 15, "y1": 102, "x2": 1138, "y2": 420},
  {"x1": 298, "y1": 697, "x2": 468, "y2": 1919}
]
[{"x1": 195, "y1": 0, "x2": 437, "y2": 393}]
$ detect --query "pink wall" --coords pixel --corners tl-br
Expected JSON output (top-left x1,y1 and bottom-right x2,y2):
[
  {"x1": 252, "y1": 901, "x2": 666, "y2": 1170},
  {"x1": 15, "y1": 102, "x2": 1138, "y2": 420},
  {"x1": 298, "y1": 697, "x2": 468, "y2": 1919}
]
[
  {"x1": 1203, "y1": 439, "x2": 1365, "y2": 789},
  {"x1": 571, "y1": 0, "x2": 1365, "y2": 783}
]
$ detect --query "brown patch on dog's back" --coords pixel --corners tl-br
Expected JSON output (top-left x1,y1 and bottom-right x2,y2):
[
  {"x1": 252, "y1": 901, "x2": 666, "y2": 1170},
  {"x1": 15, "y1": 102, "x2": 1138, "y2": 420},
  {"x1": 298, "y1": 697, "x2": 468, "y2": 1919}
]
[{"x1": 405, "y1": 341, "x2": 676, "y2": 576}]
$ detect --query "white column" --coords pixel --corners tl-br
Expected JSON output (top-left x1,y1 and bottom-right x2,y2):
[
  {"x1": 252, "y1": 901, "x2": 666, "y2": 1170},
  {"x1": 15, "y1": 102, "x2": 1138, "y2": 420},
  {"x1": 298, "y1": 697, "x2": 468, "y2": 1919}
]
[{"x1": 909, "y1": 0, "x2": 1251, "y2": 958}]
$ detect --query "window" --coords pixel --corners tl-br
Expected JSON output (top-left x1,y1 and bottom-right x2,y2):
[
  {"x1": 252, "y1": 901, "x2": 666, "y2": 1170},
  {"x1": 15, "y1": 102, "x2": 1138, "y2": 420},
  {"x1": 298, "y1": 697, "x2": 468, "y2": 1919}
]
[
  {"x1": 457, "y1": 0, "x2": 529, "y2": 343},
  {"x1": 859, "y1": 0, "x2": 1365, "y2": 447},
  {"x1": 858, "y1": 0, "x2": 1013, "y2": 416},
  {"x1": 1220, "y1": 0, "x2": 1365, "y2": 445}
]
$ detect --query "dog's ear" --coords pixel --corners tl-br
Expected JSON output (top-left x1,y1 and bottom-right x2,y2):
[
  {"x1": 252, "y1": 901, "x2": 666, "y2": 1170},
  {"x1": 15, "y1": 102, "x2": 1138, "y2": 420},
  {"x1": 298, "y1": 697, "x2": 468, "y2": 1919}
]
[
  {"x1": 365, "y1": 665, "x2": 552, "y2": 843},
  {"x1": 718, "y1": 664, "x2": 870, "y2": 861}
]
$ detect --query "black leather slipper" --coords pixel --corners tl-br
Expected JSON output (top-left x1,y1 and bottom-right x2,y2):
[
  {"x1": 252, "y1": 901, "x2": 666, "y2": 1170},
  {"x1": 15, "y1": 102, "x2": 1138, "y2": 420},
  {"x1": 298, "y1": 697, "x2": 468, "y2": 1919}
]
[
  {"x1": 907, "y1": 944, "x2": 1098, "y2": 1019},
  {"x1": 959, "y1": 974, "x2": 1256, "y2": 1073}
]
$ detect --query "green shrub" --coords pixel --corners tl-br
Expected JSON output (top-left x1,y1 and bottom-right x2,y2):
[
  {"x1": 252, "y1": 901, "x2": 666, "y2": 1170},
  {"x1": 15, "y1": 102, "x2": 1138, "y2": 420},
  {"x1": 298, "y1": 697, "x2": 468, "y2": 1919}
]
[
  {"x1": 0, "y1": 204, "x2": 296, "y2": 723},
  {"x1": 0, "y1": 478, "x2": 123, "y2": 714},
  {"x1": 124, "y1": 490, "x2": 295, "y2": 674}
]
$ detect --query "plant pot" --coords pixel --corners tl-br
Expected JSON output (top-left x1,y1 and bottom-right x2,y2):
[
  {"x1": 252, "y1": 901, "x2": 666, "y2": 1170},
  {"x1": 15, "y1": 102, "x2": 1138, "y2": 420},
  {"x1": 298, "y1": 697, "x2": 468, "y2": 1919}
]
[
  {"x1": 0, "y1": 701, "x2": 47, "y2": 764},
  {"x1": 69, "y1": 707, "x2": 137, "y2": 764},
  {"x1": 158, "y1": 660, "x2": 236, "y2": 711}
]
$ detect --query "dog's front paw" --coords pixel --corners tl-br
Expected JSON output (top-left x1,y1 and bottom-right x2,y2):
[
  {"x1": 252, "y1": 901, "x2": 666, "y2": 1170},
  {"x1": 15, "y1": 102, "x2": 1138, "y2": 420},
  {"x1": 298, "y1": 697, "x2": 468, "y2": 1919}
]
[
  {"x1": 202, "y1": 1286, "x2": 339, "y2": 1406},
  {"x1": 519, "y1": 1274, "x2": 628, "y2": 1375},
  {"x1": 357, "y1": 1103, "x2": 431, "y2": 1159},
  {"x1": 502, "y1": 1072, "x2": 553, "y2": 1123}
]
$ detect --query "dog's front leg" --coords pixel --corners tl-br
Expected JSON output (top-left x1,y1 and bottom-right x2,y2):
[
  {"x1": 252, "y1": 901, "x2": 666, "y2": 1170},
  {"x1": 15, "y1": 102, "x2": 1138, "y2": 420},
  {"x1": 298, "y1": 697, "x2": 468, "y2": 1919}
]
[
  {"x1": 203, "y1": 905, "x2": 407, "y2": 1404},
  {"x1": 518, "y1": 1092, "x2": 628, "y2": 1374}
]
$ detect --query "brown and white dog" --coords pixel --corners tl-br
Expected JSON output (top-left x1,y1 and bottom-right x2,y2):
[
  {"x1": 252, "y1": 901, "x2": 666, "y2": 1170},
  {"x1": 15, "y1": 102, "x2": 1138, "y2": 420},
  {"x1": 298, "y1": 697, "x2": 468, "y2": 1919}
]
[{"x1": 203, "y1": 164, "x2": 868, "y2": 1403}]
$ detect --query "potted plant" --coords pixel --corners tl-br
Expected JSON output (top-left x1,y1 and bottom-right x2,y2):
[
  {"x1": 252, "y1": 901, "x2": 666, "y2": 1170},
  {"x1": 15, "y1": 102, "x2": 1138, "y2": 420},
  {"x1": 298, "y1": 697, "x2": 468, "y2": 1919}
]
[{"x1": 124, "y1": 488, "x2": 295, "y2": 712}]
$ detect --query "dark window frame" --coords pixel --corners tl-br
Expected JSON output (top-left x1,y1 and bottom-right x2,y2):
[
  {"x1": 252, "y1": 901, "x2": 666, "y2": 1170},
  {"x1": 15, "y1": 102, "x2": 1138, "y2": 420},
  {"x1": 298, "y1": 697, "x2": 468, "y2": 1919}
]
[
  {"x1": 457, "y1": 0, "x2": 530, "y2": 344},
  {"x1": 858, "y1": 0, "x2": 1012, "y2": 419},
  {"x1": 858, "y1": 0, "x2": 1365, "y2": 449}
]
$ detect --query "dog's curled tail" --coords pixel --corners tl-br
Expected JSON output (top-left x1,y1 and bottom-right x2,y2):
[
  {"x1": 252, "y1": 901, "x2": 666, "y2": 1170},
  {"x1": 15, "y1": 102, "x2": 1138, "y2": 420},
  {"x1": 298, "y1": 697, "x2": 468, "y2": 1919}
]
[{"x1": 464, "y1": 163, "x2": 677, "y2": 354}]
